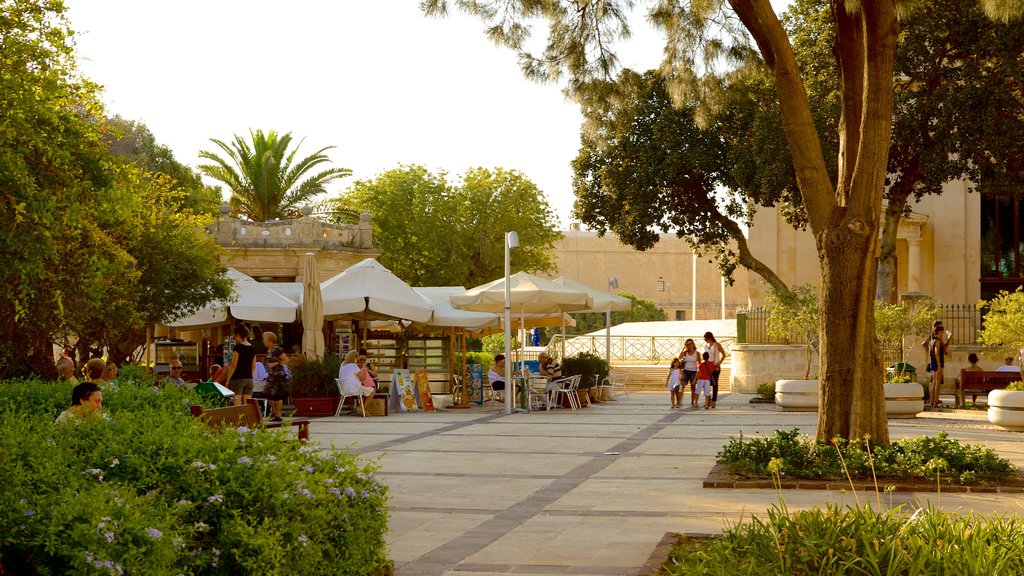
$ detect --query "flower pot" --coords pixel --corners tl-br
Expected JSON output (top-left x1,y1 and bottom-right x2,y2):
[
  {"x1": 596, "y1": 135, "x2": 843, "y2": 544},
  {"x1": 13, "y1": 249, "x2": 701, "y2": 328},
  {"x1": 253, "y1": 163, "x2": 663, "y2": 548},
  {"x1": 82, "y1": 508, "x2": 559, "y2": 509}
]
[
  {"x1": 293, "y1": 397, "x2": 341, "y2": 417},
  {"x1": 988, "y1": 389, "x2": 1024, "y2": 431},
  {"x1": 884, "y1": 382, "x2": 924, "y2": 418},
  {"x1": 774, "y1": 379, "x2": 818, "y2": 411},
  {"x1": 587, "y1": 388, "x2": 601, "y2": 403}
]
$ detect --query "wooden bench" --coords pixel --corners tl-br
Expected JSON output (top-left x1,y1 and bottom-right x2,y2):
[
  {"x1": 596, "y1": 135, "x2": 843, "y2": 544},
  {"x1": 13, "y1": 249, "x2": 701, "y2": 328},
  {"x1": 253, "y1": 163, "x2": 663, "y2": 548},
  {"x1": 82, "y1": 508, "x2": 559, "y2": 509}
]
[
  {"x1": 190, "y1": 400, "x2": 310, "y2": 441},
  {"x1": 956, "y1": 370, "x2": 1022, "y2": 407}
]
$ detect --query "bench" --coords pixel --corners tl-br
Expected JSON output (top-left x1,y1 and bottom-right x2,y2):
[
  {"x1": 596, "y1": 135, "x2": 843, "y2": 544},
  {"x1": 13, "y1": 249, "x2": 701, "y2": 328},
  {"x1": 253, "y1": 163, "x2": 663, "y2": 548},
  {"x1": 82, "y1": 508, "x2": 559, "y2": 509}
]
[
  {"x1": 956, "y1": 370, "x2": 1022, "y2": 407},
  {"x1": 190, "y1": 400, "x2": 310, "y2": 441}
]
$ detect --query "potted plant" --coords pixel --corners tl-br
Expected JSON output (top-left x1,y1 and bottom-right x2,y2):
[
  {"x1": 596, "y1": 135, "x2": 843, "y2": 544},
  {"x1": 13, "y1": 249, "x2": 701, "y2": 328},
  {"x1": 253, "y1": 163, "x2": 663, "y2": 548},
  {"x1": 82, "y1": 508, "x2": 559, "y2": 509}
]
[
  {"x1": 875, "y1": 299, "x2": 935, "y2": 418},
  {"x1": 560, "y1": 352, "x2": 610, "y2": 407},
  {"x1": 979, "y1": 289, "x2": 1024, "y2": 430},
  {"x1": 766, "y1": 285, "x2": 820, "y2": 410},
  {"x1": 289, "y1": 355, "x2": 342, "y2": 416}
]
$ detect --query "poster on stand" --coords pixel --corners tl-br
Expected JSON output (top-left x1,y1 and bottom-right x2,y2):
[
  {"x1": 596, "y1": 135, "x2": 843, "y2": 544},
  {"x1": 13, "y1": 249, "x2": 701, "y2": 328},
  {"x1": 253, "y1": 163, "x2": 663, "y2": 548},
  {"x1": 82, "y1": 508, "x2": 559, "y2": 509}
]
[
  {"x1": 415, "y1": 369, "x2": 435, "y2": 411},
  {"x1": 469, "y1": 364, "x2": 483, "y2": 405},
  {"x1": 389, "y1": 369, "x2": 421, "y2": 413}
]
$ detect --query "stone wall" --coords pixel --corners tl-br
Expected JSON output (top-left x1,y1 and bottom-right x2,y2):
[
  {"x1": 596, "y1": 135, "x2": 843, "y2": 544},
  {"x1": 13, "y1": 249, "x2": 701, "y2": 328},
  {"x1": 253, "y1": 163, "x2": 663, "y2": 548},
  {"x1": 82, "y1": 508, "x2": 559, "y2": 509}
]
[{"x1": 731, "y1": 343, "x2": 1012, "y2": 394}]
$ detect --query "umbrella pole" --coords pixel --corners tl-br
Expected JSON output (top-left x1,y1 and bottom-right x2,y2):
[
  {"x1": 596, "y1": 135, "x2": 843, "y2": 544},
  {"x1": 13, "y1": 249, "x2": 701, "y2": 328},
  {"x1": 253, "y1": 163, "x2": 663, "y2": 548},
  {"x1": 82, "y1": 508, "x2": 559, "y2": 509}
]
[
  {"x1": 561, "y1": 316, "x2": 565, "y2": 361},
  {"x1": 605, "y1": 310, "x2": 611, "y2": 370}
]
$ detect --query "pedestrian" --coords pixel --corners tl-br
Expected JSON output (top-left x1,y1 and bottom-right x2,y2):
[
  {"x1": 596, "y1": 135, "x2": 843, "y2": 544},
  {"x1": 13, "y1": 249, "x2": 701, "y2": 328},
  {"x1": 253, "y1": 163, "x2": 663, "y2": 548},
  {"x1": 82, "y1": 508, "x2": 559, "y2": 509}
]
[
  {"x1": 667, "y1": 358, "x2": 683, "y2": 408},
  {"x1": 222, "y1": 324, "x2": 256, "y2": 406},
  {"x1": 679, "y1": 338, "x2": 700, "y2": 407},
  {"x1": 262, "y1": 331, "x2": 290, "y2": 422},
  {"x1": 703, "y1": 332, "x2": 726, "y2": 409},
  {"x1": 695, "y1": 352, "x2": 715, "y2": 409},
  {"x1": 922, "y1": 321, "x2": 951, "y2": 407}
]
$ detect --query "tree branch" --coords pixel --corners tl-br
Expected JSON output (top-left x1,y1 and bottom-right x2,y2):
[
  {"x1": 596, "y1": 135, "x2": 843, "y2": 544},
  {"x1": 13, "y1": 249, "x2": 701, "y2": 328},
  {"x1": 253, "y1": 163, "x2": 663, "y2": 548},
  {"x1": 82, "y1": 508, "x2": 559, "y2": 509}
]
[{"x1": 720, "y1": 217, "x2": 792, "y2": 296}]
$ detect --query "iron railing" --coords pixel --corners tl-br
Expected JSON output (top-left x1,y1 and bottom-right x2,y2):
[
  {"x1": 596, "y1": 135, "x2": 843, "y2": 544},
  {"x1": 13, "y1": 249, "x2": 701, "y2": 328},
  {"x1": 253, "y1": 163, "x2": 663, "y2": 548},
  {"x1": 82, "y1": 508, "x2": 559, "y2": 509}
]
[
  {"x1": 738, "y1": 303, "x2": 983, "y2": 347},
  {"x1": 546, "y1": 335, "x2": 734, "y2": 364}
]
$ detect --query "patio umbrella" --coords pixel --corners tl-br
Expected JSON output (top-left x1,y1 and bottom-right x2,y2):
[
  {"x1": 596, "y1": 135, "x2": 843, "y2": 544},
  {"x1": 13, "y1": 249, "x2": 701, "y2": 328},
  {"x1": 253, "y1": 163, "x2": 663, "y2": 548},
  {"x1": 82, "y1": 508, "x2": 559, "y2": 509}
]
[
  {"x1": 168, "y1": 268, "x2": 298, "y2": 327},
  {"x1": 416, "y1": 287, "x2": 500, "y2": 329},
  {"x1": 320, "y1": 258, "x2": 433, "y2": 323},
  {"x1": 451, "y1": 272, "x2": 591, "y2": 413},
  {"x1": 551, "y1": 276, "x2": 632, "y2": 367},
  {"x1": 301, "y1": 253, "x2": 325, "y2": 359}
]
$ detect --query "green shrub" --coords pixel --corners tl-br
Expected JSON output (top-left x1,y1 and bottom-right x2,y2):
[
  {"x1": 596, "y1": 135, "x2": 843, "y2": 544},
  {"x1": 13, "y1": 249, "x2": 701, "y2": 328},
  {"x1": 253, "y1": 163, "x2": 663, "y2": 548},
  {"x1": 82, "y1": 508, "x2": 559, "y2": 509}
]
[
  {"x1": 465, "y1": 352, "x2": 494, "y2": 376},
  {"x1": 666, "y1": 504, "x2": 1024, "y2": 575},
  {"x1": 288, "y1": 355, "x2": 341, "y2": 398},
  {"x1": 560, "y1": 351, "x2": 610, "y2": 389},
  {"x1": 718, "y1": 429, "x2": 1014, "y2": 485},
  {"x1": 0, "y1": 380, "x2": 389, "y2": 574},
  {"x1": 756, "y1": 382, "x2": 775, "y2": 400},
  {"x1": 1007, "y1": 381, "x2": 1024, "y2": 392},
  {"x1": 114, "y1": 363, "x2": 157, "y2": 387}
]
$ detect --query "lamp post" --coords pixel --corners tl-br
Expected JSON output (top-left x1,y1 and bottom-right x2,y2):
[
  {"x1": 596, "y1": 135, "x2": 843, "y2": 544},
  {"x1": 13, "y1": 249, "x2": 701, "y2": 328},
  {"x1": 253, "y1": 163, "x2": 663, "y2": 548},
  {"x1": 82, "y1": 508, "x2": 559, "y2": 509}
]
[
  {"x1": 504, "y1": 231, "x2": 519, "y2": 415},
  {"x1": 606, "y1": 277, "x2": 618, "y2": 368}
]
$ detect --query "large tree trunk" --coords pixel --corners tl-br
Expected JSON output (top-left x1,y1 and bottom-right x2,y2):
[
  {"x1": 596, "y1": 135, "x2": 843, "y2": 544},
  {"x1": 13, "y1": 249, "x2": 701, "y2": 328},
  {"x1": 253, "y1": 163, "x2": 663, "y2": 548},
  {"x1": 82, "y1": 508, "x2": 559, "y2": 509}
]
[{"x1": 734, "y1": 0, "x2": 897, "y2": 443}]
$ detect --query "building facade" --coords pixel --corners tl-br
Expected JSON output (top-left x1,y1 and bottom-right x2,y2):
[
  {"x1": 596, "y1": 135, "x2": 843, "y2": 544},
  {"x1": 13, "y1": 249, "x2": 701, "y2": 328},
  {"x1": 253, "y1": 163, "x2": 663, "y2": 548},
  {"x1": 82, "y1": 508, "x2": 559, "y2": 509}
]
[{"x1": 551, "y1": 227, "x2": 751, "y2": 320}]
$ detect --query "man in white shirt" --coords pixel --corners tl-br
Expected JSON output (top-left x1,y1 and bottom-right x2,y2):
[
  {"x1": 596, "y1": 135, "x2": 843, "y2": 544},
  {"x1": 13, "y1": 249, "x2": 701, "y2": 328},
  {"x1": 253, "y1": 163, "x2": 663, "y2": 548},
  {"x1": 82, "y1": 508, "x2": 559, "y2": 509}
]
[{"x1": 996, "y1": 357, "x2": 1020, "y2": 372}]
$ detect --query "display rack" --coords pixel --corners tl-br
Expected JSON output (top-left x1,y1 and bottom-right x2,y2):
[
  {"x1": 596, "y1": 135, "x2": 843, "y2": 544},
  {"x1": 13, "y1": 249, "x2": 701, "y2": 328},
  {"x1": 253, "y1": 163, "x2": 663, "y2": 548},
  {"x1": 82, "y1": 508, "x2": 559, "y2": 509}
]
[
  {"x1": 407, "y1": 336, "x2": 451, "y2": 393},
  {"x1": 362, "y1": 333, "x2": 402, "y2": 379}
]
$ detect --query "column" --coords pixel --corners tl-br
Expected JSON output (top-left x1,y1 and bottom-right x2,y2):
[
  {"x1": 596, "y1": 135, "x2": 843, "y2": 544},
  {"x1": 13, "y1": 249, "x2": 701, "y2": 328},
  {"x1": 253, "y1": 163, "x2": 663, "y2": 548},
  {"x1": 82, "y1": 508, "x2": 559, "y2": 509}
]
[{"x1": 907, "y1": 237, "x2": 922, "y2": 292}]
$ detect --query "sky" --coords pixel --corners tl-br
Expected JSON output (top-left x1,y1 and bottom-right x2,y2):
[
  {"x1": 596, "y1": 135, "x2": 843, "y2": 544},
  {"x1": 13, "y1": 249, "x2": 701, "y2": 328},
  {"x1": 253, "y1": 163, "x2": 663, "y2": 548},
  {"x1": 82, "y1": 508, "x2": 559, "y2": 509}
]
[{"x1": 64, "y1": 0, "x2": 670, "y2": 226}]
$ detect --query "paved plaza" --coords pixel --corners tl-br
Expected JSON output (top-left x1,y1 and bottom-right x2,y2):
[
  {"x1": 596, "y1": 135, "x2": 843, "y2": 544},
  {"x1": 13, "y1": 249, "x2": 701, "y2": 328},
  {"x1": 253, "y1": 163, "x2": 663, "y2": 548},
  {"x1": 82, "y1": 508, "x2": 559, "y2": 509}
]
[{"x1": 307, "y1": 393, "x2": 1024, "y2": 576}]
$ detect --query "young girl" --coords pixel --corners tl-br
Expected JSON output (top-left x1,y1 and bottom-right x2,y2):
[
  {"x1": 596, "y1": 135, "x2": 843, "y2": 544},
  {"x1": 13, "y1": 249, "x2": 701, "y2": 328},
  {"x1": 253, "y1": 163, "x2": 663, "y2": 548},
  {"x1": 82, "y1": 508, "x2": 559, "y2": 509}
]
[
  {"x1": 695, "y1": 352, "x2": 715, "y2": 409},
  {"x1": 667, "y1": 358, "x2": 683, "y2": 408}
]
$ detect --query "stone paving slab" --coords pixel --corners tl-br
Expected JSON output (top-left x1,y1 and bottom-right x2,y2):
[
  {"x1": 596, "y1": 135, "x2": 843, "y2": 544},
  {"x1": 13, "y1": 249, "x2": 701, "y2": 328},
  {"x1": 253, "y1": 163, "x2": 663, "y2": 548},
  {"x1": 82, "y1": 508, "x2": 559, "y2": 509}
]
[{"x1": 307, "y1": 391, "x2": 1024, "y2": 575}]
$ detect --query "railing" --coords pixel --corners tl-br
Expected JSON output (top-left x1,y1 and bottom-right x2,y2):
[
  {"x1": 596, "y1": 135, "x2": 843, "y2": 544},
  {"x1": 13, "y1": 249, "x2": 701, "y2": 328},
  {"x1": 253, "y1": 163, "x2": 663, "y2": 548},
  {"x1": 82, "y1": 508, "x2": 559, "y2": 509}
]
[
  {"x1": 546, "y1": 335, "x2": 734, "y2": 364},
  {"x1": 738, "y1": 302, "x2": 983, "y2": 347}
]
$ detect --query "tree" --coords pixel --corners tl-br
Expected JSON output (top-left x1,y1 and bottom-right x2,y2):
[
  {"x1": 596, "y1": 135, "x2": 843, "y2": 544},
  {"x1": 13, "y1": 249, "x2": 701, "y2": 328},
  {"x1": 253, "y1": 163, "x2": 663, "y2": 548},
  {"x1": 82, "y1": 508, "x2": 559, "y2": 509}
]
[
  {"x1": 424, "y1": 0, "x2": 1022, "y2": 443},
  {"x1": 572, "y1": 70, "x2": 796, "y2": 294},
  {"x1": 874, "y1": 298, "x2": 938, "y2": 377},
  {"x1": 199, "y1": 130, "x2": 351, "y2": 222},
  {"x1": 104, "y1": 115, "x2": 223, "y2": 217},
  {"x1": 335, "y1": 165, "x2": 562, "y2": 287},
  {"x1": 977, "y1": 289, "x2": 1024, "y2": 368},
  {"x1": 765, "y1": 285, "x2": 820, "y2": 379}
]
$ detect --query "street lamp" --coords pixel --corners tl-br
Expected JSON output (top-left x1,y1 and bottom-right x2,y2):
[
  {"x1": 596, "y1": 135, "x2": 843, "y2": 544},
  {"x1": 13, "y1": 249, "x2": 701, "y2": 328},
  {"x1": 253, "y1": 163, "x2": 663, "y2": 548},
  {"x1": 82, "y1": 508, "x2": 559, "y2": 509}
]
[
  {"x1": 504, "y1": 231, "x2": 519, "y2": 415},
  {"x1": 606, "y1": 277, "x2": 618, "y2": 368}
]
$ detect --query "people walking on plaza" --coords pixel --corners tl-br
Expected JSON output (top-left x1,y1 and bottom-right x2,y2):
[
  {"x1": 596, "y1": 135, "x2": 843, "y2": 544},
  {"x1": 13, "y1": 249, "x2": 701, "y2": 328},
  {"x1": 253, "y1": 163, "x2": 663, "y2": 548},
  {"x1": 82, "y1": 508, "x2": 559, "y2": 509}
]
[
  {"x1": 703, "y1": 332, "x2": 726, "y2": 409},
  {"x1": 262, "y1": 331, "x2": 290, "y2": 422},
  {"x1": 223, "y1": 324, "x2": 257, "y2": 406},
  {"x1": 679, "y1": 338, "x2": 700, "y2": 407},
  {"x1": 922, "y1": 321, "x2": 951, "y2": 407},
  {"x1": 695, "y1": 352, "x2": 715, "y2": 409}
]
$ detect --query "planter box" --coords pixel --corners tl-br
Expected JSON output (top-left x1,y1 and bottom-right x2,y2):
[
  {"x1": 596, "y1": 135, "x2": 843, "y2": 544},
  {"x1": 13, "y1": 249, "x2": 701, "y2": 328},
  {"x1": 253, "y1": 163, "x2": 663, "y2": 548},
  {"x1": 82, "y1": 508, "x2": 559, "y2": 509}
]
[
  {"x1": 292, "y1": 397, "x2": 341, "y2": 417},
  {"x1": 988, "y1": 390, "x2": 1024, "y2": 431},
  {"x1": 775, "y1": 379, "x2": 818, "y2": 411},
  {"x1": 884, "y1": 382, "x2": 925, "y2": 418}
]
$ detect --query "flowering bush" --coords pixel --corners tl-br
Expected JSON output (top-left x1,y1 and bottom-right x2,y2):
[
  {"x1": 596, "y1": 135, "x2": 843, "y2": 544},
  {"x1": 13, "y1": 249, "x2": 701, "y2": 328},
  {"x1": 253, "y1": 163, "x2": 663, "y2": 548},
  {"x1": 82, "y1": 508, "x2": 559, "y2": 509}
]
[{"x1": 0, "y1": 380, "x2": 390, "y2": 574}]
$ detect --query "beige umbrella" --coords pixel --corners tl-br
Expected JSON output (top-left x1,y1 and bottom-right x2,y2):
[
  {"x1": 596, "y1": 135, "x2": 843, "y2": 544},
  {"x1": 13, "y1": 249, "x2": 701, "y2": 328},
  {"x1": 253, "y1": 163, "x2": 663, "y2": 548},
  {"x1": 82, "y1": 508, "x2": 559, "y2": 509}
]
[
  {"x1": 301, "y1": 253, "x2": 325, "y2": 360},
  {"x1": 552, "y1": 276, "x2": 632, "y2": 366}
]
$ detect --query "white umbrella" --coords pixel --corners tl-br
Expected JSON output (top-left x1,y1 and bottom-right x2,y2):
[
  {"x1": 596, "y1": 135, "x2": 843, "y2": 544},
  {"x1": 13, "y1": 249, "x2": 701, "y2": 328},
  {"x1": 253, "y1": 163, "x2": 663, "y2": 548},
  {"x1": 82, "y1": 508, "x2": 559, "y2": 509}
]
[
  {"x1": 320, "y1": 258, "x2": 433, "y2": 322},
  {"x1": 416, "y1": 287, "x2": 499, "y2": 329},
  {"x1": 451, "y1": 272, "x2": 591, "y2": 413},
  {"x1": 302, "y1": 253, "x2": 325, "y2": 359},
  {"x1": 168, "y1": 268, "x2": 298, "y2": 327},
  {"x1": 551, "y1": 276, "x2": 632, "y2": 367}
]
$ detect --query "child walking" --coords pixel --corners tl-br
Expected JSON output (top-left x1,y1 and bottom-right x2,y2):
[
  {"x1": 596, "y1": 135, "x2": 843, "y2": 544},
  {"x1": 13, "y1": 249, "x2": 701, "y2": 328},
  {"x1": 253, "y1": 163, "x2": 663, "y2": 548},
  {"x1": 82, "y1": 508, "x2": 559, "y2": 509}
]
[
  {"x1": 695, "y1": 352, "x2": 715, "y2": 409},
  {"x1": 667, "y1": 358, "x2": 684, "y2": 408}
]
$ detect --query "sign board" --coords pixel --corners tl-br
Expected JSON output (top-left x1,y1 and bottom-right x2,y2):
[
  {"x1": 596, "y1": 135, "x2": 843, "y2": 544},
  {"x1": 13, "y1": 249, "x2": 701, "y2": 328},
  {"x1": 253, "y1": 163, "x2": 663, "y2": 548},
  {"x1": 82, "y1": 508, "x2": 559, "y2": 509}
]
[
  {"x1": 388, "y1": 369, "x2": 421, "y2": 413},
  {"x1": 415, "y1": 369, "x2": 435, "y2": 412},
  {"x1": 469, "y1": 364, "x2": 483, "y2": 405}
]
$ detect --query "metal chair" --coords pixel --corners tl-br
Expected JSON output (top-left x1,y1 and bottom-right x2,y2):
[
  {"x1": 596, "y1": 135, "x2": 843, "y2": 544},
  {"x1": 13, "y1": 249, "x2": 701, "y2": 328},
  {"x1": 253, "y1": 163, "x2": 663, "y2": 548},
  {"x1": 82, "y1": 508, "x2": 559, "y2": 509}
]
[
  {"x1": 335, "y1": 378, "x2": 365, "y2": 417},
  {"x1": 551, "y1": 375, "x2": 582, "y2": 411},
  {"x1": 608, "y1": 373, "x2": 630, "y2": 398}
]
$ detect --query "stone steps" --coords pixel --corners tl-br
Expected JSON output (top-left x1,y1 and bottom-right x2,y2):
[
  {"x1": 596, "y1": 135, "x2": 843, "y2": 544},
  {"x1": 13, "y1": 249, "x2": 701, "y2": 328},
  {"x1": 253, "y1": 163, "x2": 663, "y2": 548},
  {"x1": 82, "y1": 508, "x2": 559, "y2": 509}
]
[{"x1": 612, "y1": 365, "x2": 732, "y2": 392}]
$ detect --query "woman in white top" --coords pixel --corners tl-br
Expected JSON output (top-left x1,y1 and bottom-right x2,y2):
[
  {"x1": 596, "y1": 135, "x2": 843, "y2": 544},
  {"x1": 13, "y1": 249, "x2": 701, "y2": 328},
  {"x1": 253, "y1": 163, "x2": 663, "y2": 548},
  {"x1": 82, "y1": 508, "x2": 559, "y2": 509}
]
[
  {"x1": 339, "y1": 350, "x2": 375, "y2": 415},
  {"x1": 703, "y1": 332, "x2": 726, "y2": 409},
  {"x1": 679, "y1": 338, "x2": 701, "y2": 407}
]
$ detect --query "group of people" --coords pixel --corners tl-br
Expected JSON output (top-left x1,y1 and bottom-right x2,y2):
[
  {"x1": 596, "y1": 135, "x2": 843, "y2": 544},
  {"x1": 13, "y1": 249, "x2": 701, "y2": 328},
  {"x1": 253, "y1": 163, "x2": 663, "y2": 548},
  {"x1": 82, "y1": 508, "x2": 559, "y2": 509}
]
[
  {"x1": 667, "y1": 332, "x2": 726, "y2": 410},
  {"x1": 56, "y1": 349, "x2": 120, "y2": 390}
]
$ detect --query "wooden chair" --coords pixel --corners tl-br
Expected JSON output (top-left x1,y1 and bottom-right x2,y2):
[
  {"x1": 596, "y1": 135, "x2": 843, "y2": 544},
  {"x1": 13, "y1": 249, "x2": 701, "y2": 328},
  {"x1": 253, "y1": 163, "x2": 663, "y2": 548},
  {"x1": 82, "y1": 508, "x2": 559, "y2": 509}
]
[{"x1": 190, "y1": 400, "x2": 309, "y2": 441}]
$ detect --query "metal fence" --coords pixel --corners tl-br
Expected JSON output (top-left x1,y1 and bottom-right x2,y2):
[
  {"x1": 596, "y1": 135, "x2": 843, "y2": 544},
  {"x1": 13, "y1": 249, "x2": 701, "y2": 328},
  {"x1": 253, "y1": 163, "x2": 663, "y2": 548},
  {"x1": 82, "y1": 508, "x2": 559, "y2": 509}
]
[
  {"x1": 546, "y1": 334, "x2": 734, "y2": 364},
  {"x1": 738, "y1": 303, "x2": 983, "y2": 347}
]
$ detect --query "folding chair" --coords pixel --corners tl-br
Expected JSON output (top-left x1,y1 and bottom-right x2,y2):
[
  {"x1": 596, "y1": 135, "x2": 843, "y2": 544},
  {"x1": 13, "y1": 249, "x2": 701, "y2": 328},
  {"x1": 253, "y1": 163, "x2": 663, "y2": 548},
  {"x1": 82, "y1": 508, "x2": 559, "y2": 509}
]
[
  {"x1": 551, "y1": 375, "x2": 582, "y2": 411},
  {"x1": 335, "y1": 378, "x2": 365, "y2": 417}
]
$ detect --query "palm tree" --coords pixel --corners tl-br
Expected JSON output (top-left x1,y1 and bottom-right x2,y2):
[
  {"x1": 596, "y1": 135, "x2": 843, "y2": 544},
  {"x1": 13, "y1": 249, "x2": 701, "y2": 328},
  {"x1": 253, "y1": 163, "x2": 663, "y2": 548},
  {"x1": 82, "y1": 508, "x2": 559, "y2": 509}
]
[{"x1": 198, "y1": 129, "x2": 351, "y2": 221}]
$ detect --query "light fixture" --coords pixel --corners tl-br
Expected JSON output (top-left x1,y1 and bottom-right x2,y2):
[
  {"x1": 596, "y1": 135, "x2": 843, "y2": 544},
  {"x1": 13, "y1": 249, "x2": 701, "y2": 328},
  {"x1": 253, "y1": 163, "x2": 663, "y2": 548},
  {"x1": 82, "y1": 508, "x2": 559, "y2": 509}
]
[{"x1": 608, "y1": 276, "x2": 618, "y2": 291}]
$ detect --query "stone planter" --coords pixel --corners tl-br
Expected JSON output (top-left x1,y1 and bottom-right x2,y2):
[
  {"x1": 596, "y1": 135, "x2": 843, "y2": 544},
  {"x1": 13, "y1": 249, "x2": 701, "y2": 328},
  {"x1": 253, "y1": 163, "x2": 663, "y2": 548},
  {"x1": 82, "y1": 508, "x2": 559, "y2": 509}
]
[
  {"x1": 988, "y1": 389, "x2": 1024, "y2": 431},
  {"x1": 293, "y1": 397, "x2": 341, "y2": 417},
  {"x1": 775, "y1": 379, "x2": 818, "y2": 411},
  {"x1": 884, "y1": 382, "x2": 924, "y2": 418}
]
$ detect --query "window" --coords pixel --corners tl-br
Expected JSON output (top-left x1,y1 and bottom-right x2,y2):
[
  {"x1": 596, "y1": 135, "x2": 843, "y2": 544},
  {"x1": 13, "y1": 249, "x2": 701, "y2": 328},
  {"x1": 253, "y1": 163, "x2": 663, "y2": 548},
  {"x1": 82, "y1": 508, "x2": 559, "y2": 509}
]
[
  {"x1": 981, "y1": 186, "x2": 1024, "y2": 299},
  {"x1": 675, "y1": 310, "x2": 686, "y2": 321}
]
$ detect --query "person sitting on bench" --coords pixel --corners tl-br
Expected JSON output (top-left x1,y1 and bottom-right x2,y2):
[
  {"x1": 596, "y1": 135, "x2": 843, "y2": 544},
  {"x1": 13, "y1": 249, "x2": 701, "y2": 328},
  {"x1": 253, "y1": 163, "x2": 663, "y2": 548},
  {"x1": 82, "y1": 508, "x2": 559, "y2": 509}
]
[{"x1": 996, "y1": 357, "x2": 1020, "y2": 373}]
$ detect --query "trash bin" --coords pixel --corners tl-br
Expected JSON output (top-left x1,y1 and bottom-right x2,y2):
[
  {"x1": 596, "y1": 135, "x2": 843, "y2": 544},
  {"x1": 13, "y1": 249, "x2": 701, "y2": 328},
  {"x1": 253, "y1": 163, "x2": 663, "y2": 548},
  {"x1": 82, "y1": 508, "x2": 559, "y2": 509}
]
[{"x1": 886, "y1": 363, "x2": 916, "y2": 382}]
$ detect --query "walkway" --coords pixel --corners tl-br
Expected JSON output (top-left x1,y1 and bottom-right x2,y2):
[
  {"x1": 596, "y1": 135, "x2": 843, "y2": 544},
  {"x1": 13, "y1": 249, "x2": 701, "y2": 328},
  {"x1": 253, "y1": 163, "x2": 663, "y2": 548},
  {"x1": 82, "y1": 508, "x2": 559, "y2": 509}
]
[{"x1": 307, "y1": 393, "x2": 1024, "y2": 576}]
